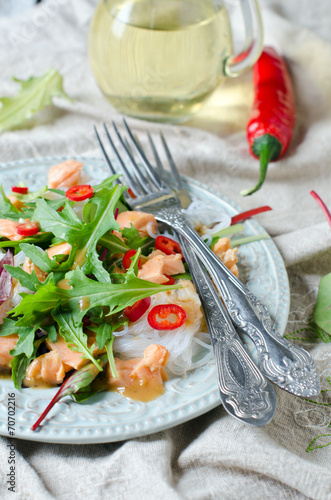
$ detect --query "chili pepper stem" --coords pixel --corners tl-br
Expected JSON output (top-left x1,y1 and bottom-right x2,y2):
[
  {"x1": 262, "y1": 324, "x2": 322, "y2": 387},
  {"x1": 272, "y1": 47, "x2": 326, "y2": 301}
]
[{"x1": 241, "y1": 134, "x2": 282, "y2": 196}]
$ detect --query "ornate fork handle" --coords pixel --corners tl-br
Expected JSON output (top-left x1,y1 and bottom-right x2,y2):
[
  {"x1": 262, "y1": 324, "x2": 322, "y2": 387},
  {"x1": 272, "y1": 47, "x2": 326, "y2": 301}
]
[
  {"x1": 179, "y1": 235, "x2": 276, "y2": 426},
  {"x1": 154, "y1": 204, "x2": 320, "y2": 398}
]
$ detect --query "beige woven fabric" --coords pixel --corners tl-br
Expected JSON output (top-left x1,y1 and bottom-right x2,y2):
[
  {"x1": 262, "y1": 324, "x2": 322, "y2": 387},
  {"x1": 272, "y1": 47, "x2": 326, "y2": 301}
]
[{"x1": 0, "y1": 1, "x2": 331, "y2": 498}]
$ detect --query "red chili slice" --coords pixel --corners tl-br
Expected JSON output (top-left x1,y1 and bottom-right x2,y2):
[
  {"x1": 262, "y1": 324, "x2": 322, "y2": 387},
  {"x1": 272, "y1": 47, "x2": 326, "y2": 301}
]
[
  {"x1": 128, "y1": 188, "x2": 136, "y2": 199},
  {"x1": 122, "y1": 249, "x2": 141, "y2": 270},
  {"x1": 148, "y1": 304, "x2": 186, "y2": 330},
  {"x1": 155, "y1": 236, "x2": 182, "y2": 257},
  {"x1": 231, "y1": 206, "x2": 272, "y2": 225},
  {"x1": 124, "y1": 297, "x2": 151, "y2": 323},
  {"x1": 17, "y1": 221, "x2": 39, "y2": 236},
  {"x1": 12, "y1": 186, "x2": 28, "y2": 194},
  {"x1": 164, "y1": 275, "x2": 175, "y2": 285},
  {"x1": 65, "y1": 185, "x2": 94, "y2": 202}
]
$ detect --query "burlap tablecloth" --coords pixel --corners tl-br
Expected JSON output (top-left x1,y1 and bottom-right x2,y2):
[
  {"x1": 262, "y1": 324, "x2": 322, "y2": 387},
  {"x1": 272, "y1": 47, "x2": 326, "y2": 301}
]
[{"x1": 0, "y1": 1, "x2": 331, "y2": 498}]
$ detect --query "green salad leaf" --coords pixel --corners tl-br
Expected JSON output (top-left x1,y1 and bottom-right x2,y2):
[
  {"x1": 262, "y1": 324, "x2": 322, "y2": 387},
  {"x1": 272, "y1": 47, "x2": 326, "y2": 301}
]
[
  {"x1": 32, "y1": 183, "x2": 126, "y2": 281},
  {"x1": 53, "y1": 306, "x2": 102, "y2": 371},
  {"x1": 313, "y1": 273, "x2": 331, "y2": 335},
  {"x1": 10, "y1": 265, "x2": 180, "y2": 329},
  {"x1": 0, "y1": 69, "x2": 69, "y2": 132},
  {"x1": 10, "y1": 338, "x2": 44, "y2": 390}
]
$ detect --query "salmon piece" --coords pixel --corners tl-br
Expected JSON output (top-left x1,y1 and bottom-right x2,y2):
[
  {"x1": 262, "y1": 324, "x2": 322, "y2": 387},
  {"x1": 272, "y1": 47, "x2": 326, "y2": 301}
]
[
  {"x1": 0, "y1": 219, "x2": 25, "y2": 241},
  {"x1": 24, "y1": 351, "x2": 66, "y2": 387},
  {"x1": 22, "y1": 257, "x2": 48, "y2": 283},
  {"x1": 116, "y1": 211, "x2": 157, "y2": 237},
  {"x1": 7, "y1": 195, "x2": 24, "y2": 211},
  {"x1": 46, "y1": 333, "x2": 105, "y2": 371},
  {"x1": 138, "y1": 250, "x2": 184, "y2": 284},
  {"x1": 48, "y1": 159, "x2": 83, "y2": 189},
  {"x1": 0, "y1": 334, "x2": 18, "y2": 368},
  {"x1": 47, "y1": 242, "x2": 72, "y2": 259},
  {"x1": 131, "y1": 344, "x2": 169, "y2": 378},
  {"x1": 213, "y1": 237, "x2": 239, "y2": 278},
  {"x1": 107, "y1": 344, "x2": 169, "y2": 401}
]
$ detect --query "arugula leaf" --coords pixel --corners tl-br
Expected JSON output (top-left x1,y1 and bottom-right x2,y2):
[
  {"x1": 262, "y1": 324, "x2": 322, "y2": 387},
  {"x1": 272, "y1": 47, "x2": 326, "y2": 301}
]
[
  {"x1": 0, "y1": 232, "x2": 53, "y2": 251},
  {"x1": 314, "y1": 273, "x2": 331, "y2": 335},
  {"x1": 0, "y1": 69, "x2": 69, "y2": 132},
  {"x1": 0, "y1": 185, "x2": 21, "y2": 220},
  {"x1": 33, "y1": 184, "x2": 126, "y2": 281},
  {"x1": 95, "y1": 317, "x2": 126, "y2": 378},
  {"x1": 42, "y1": 323, "x2": 58, "y2": 343},
  {"x1": 4, "y1": 264, "x2": 40, "y2": 292},
  {"x1": 53, "y1": 305, "x2": 102, "y2": 371},
  {"x1": 10, "y1": 337, "x2": 44, "y2": 390},
  {"x1": 12, "y1": 186, "x2": 47, "y2": 203},
  {"x1": 0, "y1": 318, "x2": 38, "y2": 357},
  {"x1": 98, "y1": 232, "x2": 129, "y2": 254},
  {"x1": 9, "y1": 266, "x2": 180, "y2": 328},
  {"x1": 20, "y1": 242, "x2": 74, "y2": 274},
  {"x1": 121, "y1": 224, "x2": 154, "y2": 254}
]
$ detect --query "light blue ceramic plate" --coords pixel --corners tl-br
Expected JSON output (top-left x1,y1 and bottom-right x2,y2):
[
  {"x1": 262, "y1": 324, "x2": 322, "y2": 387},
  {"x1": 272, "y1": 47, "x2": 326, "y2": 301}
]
[{"x1": 0, "y1": 157, "x2": 289, "y2": 444}]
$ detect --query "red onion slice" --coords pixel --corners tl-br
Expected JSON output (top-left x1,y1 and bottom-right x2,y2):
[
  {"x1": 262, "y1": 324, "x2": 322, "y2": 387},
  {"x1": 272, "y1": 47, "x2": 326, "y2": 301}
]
[{"x1": 0, "y1": 250, "x2": 14, "y2": 304}]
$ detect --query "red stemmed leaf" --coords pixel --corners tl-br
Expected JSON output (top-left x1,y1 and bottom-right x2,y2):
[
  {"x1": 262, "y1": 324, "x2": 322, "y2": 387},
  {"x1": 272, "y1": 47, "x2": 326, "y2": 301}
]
[
  {"x1": 31, "y1": 357, "x2": 105, "y2": 431},
  {"x1": 310, "y1": 191, "x2": 331, "y2": 229}
]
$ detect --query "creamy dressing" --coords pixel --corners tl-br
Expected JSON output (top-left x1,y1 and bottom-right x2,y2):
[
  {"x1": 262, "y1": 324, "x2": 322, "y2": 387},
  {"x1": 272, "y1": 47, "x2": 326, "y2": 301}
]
[
  {"x1": 79, "y1": 297, "x2": 90, "y2": 311},
  {"x1": 57, "y1": 279, "x2": 72, "y2": 290}
]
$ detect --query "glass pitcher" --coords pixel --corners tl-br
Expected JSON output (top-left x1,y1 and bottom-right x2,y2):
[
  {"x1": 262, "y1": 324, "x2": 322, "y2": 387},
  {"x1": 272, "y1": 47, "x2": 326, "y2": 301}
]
[{"x1": 89, "y1": 0, "x2": 263, "y2": 123}]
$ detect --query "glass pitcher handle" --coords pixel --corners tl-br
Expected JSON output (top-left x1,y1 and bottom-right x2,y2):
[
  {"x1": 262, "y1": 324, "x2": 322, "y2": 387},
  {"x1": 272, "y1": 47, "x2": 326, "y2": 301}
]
[{"x1": 224, "y1": 0, "x2": 263, "y2": 77}]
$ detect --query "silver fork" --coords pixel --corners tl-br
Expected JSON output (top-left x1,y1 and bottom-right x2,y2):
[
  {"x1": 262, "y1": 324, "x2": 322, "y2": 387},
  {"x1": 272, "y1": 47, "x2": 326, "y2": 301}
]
[{"x1": 94, "y1": 120, "x2": 320, "y2": 398}]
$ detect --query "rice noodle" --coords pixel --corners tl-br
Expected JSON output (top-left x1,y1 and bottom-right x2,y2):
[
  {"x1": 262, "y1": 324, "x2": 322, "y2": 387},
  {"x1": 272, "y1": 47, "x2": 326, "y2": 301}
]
[
  {"x1": 114, "y1": 279, "x2": 212, "y2": 376},
  {"x1": 146, "y1": 221, "x2": 159, "y2": 239},
  {"x1": 201, "y1": 234, "x2": 213, "y2": 247}
]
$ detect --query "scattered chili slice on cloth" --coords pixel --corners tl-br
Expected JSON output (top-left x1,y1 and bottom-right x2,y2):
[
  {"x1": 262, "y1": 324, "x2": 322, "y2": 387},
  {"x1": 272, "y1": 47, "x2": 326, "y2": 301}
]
[
  {"x1": 66, "y1": 184, "x2": 94, "y2": 201},
  {"x1": 155, "y1": 235, "x2": 182, "y2": 257},
  {"x1": 17, "y1": 221, "x2": 39, "y2": 236},
  {"x1": 148, "y1": 304, "x2": 186, "y2": 330},
  {"x1": 242, "y1": 46, "x2": 295, "y2": 196},
  {"x1": 12, "y1": 186, "x2": 28, "y2": 194},
  {"x1": 122, "y1": 249, "x2": 141, "y2": 270},
  {"x1": 124, "y1": 297, "x2": 151, "y2": 322}
]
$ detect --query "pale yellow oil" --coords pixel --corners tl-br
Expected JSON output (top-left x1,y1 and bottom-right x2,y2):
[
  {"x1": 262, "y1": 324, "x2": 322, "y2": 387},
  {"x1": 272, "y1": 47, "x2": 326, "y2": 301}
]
[{"x1": 89, "y1": 0, "x2": 232, "y2": 122}]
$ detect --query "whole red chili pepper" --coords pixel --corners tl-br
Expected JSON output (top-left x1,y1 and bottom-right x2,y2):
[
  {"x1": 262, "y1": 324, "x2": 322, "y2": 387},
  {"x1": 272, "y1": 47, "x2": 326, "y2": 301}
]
[{"x1": 242, "y1": 47, "x2": 295, "y2": 196}]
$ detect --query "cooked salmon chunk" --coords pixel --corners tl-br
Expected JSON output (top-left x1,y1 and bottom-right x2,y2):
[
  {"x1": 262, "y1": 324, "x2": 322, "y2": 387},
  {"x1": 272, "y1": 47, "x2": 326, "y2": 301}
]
[
  {"x1": 22, "y1": 257, "x2": 48, "y2": 283},
  {"x1": 213, "y1": 237, "x2": 239, "y2": 278},
  {"x1": 7, "y1": 195, "x2": 24, "y2": 211},
  {"x1": 0, "y1": 219, "x2": 25, "y2": 241},
  {"x1": 138, "y1": 250, "x2": 184, "y2": 284},
  {"x1": 24, "y1": 351, "x2": 66, "y2": 387},
  {"x1": 0, "y1": 335, "x2": 18, "y2": 368},
  {"x1": 47, "y1": 242, "x2": 72, "y2": 259},
  {"x1": 48, "y1": 159, "x2": 83, "y2": 189},
  {"x1": 46, "y1": 333, "x2": 105, "y2": 371},
  {"x1": 107, "y1": 344, "x2": 169, "y2": 401},
  {"x1": 116, "y1": 210, "x2": 157, "y2": 237}
]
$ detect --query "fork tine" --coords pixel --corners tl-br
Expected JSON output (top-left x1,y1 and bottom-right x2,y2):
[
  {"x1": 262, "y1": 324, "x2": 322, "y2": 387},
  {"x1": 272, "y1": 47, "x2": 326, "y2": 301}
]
[
  {"x1": 112, "y1": 121, "x2": 155, "y2": 193},
  {"x1": 122, "y1": 118, "x2": 163, "y2": 189},
  {"x1": 160, "y1": 132, "x2": 184, "y2": 191},
  {"x1": 147, "y1": 132, "x2": 168, "y2": 182},
  {"x1": 103, "y1": 123, "x2": 144, "y2": 196}
]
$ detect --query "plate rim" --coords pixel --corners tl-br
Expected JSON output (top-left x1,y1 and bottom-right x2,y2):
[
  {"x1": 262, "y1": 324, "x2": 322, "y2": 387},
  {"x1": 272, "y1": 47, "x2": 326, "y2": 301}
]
[{"x1": 0, "y1": 156, "x2": 290, "y2": 444}]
